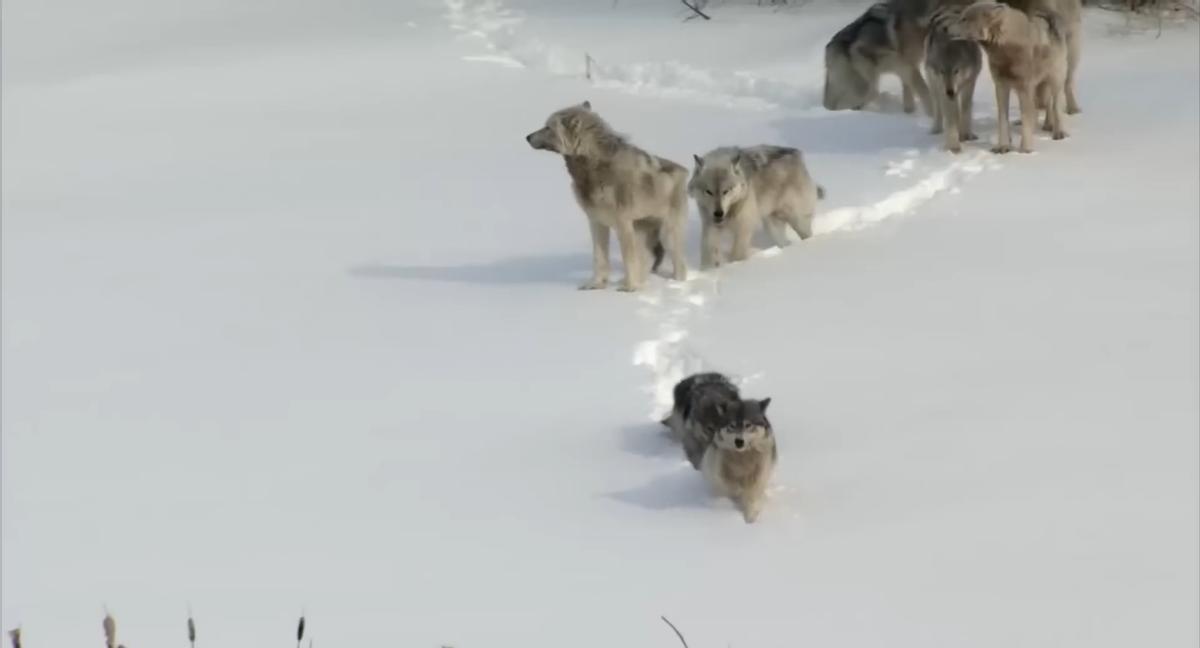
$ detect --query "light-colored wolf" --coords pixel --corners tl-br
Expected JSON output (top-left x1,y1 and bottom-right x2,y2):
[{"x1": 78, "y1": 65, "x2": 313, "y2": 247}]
[
  {"x1": 948, "y1": 2, "x2": 1069, "y2": 153},
  {"x1": 688, "y1": 146, "x2": 824, "y2": 269},
  {"x1": 1004, "y1": 0, "x2": 1083, "y2": 115},
  {"x1": 924, "y1": 5, "x2": 983, "y2": 152},
  {"x1": 526, "y1": 102, "x2": 688, "y2": 291},
  {"x1": 823, "y1": 0, "x2": 935, "y2": 117}
]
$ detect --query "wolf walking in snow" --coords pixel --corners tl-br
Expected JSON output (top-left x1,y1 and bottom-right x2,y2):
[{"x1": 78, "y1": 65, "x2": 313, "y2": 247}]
[
  {"x1": 948, "y1": 2, "x2": 1070, "y2": 153},
  {"x1": 823, "y1": 0, "x2": 936, "y2": 117},
  {"x1": 1002, "y1": 0, "x2": 1083, "y2": 115},
  {"x1": 526, "y1": 102, "x2": 688, "y2": 291},
  {"x1": 688, "y1": 146, "x2": 824, "y2": 269},
  {"x1": 663, "y1": 372, "x2": 777, "y2": 524},
  {"x1": 924, "y1": 4, "x2": 983, "y2": 152}
]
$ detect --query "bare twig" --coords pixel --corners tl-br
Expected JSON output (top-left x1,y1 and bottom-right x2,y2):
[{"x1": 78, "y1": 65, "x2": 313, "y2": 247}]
[
  {"x1": 680, "y1": 0, "x2": 712, "y2": 20},
  {"x1": 585, "y1": 53, "x2": 594, "y2": 81},
  {"x1": 187, "y1": 612, "x2": 196, "y2": 648},
  {"x1": 103, "y1": 611, "x2": 117, "y2": 648},
  {"x1": 296, "y1": 615, "x2": 306, "y2": 648},
  {"x1": 8, "y1": 627, "x2": 21, "y2": 648},
  {"x1": 660, "y1": 616, "x2": 689, "y2": 648}
]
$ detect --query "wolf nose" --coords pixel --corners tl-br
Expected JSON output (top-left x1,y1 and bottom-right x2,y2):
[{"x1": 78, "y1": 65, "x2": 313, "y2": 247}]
[
  {"x1": 734, "y1": 438, "x2": 745, "y2": 449},
  {"x1": 713, "y1": 209, "x2": 724, "y2": 221},
  {"x1": 525, "y1": 133, "x2": 533, "y2": 143}
]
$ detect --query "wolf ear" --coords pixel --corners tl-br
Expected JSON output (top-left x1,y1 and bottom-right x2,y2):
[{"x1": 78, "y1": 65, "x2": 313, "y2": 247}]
[
  {"x1": 759, "y1": 397, "x2": 771, "y2": 412},
  {"x1": 693, "y1": 154, "x2": 704, "y2": 168},
  {"x1": 731, "y1": 153, "x2": 742, "y2": 168},
  {"x1": 581, "y1": 100, "x2": 592, "y2": 110},
  {"x1": 714, "y1": 402, "x2": 726, "y2": 418}
]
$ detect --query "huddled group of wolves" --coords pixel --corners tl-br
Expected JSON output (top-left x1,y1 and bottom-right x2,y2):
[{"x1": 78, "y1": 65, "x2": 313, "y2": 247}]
[
  {"x1": 826, "y1": 0, "x2": 1083, "y2": 153},
  {"x1": 525, "y1": 0, "x2": 1085, "y2": 522}
]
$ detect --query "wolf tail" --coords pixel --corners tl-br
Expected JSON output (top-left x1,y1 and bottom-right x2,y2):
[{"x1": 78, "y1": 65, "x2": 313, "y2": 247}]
[
  {"x1": 651, "y1": 242, "x2": 665, "y2": 272},
  {"x1": 637, "y1": 222, "x2": 666, "y2": 272},
  {"x1": 817, "y1": 185, "x2": 827, "y2": 200}
]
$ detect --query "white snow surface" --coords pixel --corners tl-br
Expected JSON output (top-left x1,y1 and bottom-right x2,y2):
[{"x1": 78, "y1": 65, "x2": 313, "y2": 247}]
[{"x1": 3, "y1": 0, "x2": 1198, "y2": 646}]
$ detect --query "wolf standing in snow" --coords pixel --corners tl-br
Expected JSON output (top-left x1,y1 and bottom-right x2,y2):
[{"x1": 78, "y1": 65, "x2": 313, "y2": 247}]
[
  {"x1": 823, "y1": 0, "x2": 935, "y2": 117},
  {"x1": 948, "y1": 2, "x2": 1069, "y2": 153},
  {"x1": 924, "y1": 4, "x2": 983, "y2": 153},
  {"x1": 526, "y1": 102, "x2": 688, "y2": 291},
  {"x1": 663, "y1": 372, "x2": 778, "y2": 524},
  {"x1": 688, "y1": 146, "x2": 824, "y2": 269}
]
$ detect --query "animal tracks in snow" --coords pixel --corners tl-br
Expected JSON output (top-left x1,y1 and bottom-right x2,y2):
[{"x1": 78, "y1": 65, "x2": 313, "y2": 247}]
[
  {"x1": 441, "y1": 0, "x2": 998, "y2": 426},
  {"x1": 443, "y1": 0, "x2": 817, "y2": 110}
]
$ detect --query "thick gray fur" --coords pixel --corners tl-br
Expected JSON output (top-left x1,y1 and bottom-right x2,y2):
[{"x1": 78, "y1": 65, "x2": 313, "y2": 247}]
[
  {"x1": 688, "y1": 146, "x2": 824, "y2": 269},
  {"x1": 924, "y1": 5, "x2": 983, "y2": 152},
  {"x1": 823, "y1": 0, "x2": 936, "y2": 117},
  {"x1": 663, "y1": 372, "x2": 778, "y2": 524},
  {"x1": 947, "y1": 2, "x2": 1069, "y2": 153},
  {"x1": 526, "y1": 102, "x2": 688, "y2": 291}
]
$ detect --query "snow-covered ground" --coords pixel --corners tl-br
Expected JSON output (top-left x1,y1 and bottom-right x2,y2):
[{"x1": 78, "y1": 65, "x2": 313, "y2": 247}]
[{"x1": 3, "y1": 0, "x2": 1197, "y2": 645}]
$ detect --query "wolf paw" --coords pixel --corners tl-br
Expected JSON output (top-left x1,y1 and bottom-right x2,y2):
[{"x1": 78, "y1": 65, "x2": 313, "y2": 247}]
[
  {"x1": 578, "y1": 278, "x2": 608, "y2": 290},
  {"x1": 962, "y1": 132, "x2": 979, "y2": 141},
  {"x1": 1018, "y1": 146, "x2": 1034, "y2": 154},
  {"x1": 1052, "y1": 131, "x2": 1068, "y2": 140},
  {"x1": 947, "y1": 144, "x2": 962, "y2": 154},
  {"x1": 1067, "y1": 105, "x2": 1082, "y2": 115},
  {"x1": 990, "y1": 144, "x2": 1012, "y2": 154}
]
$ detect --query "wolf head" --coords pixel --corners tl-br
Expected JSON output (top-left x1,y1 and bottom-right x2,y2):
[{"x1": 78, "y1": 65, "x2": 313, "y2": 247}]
[
  {"x1": 946, "y1": 2, "x2": 1008, "y2": 43},
  {"x1": 711, "y1": 398, "x2": 773, "y2": 452},
  {"x1": 688, "y1": 153, "x2": 750, "y2": 226},
  {"x1": 822, "y1": 44, "x2": 873, "y2": 111},
  {"x1": 822, "y1": 4, "x2": 891, "y2": 111},
  {"x1": 526, "y1": 101, "x2": 625, "y2": 157}
]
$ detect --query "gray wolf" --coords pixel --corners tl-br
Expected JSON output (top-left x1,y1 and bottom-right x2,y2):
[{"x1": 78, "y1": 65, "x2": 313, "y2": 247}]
[
  {"x1": 662, "y1": 372, "x2": 742, "y2": 470},
  {"x1": 948, "y1": 2, "x2": 1069, "y2": 153},
  {"x1": 924, "y1": 5, "x2": 983, "y2": 152},
  {"x1": 688, "y1": 146, "x2": 824, "y2": 269},
  {"x1": 823, "y1": 0, "x2": 935, "y2": 116},
  {"x1": 526, "y1": 101, "x2": 688, "y2": 291},
  {"x1": 663, "y1": 372, "x2": 778, "y2": 524},
  {"x1": 1003, "y1": 0, "x2": 1082, "y2": 114}
]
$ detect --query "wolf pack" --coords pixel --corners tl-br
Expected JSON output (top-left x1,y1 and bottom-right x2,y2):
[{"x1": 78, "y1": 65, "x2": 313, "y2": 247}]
[{"x1": 525, "y1": 0, "x2": 1085, "y2": 523}]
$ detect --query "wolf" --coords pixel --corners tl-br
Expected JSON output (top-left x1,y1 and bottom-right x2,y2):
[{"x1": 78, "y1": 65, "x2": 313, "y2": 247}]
[
  {"x1": 699, "y1": 396, "x2": 776, "y2": 524},
  {"x1": 661, "y1": 372, "x2": 742, "y2": 470},
  {"x1": 526, "y1": 102, "x2": 688, "y2": 291},
  {"x1": 688, "y1": 146, "x2": 824, "y2": 270},
  {"x1": 1003, "y1": 0, "x2": 1083, "y2": 114},
  {"x1": 924, "y1": 5, "x2": 983, "y2": 152},
  {"x1": 662, "y1": 372, "x2": 778, "y2": 524},
  {"x1": 948, "y1": 2, "x2": 1069, "y2": 153},
  {"x1": 823, "y1": 0, "x2": 935, "y2": 117}
]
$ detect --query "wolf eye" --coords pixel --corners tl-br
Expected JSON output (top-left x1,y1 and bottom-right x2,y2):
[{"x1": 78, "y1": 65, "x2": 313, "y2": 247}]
[
  {"x1": 721, "y1": 189, "x2": 729, "y2": 195},
  {"x1": 704, "y1": 189, "x2": 713, "y2": 196}
]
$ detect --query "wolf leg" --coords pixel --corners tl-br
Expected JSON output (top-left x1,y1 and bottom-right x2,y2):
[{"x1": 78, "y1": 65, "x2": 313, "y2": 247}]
[
  {"x1": 1065, "y1": 33, "x2": 1081, "y2": 114},
  {"x1": 901, "y1": 65, "x2": 934, "y2": 118},
  {"x1": 764, "y1": 214, "x2": 791, "y2": 248},
  {"x1": 580, "y1": 219, "x2": 610, "y2": 290},
  {"x1": 700, "y1": 221, "x2": 721, "y2": 270},
  {"x1": 1016, "y1": 85, "x2": 1036, "y2": 153},
  {"x1": 942, "y1": 90, "x2": 962, "y2": 154},
  {"x1": 730, "y1": 214, "x2": 755, "y2": 262},
  {"x1": 784, "y1": 211, "x2": 813, "y2": 241},
  {"x1": 614, "y1": 219, "x2": 642, "y2": 291},
  {"x1": 992, "y1": 80, "x2": 1012, "y2": 154},
  {"x1": 960, "y1": 76, "x2": 978, "y2": 141},
  {"x1": 927, "y1": 74, "x2": 945, "y2": 134},
  {"x1": 666, "y1": 199, "x2": 689, "y2": 281}
]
